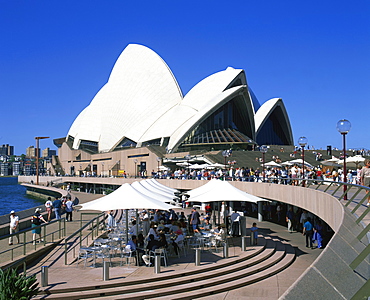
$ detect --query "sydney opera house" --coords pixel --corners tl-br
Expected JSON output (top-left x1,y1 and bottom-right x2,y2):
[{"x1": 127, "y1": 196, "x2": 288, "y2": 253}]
[{"x1": 53, "y1": 44, "x2": 294, "y2": 176}]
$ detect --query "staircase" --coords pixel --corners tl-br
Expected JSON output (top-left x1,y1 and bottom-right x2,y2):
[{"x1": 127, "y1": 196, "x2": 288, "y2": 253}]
[{"x1": 36, "y1": 236, "x2": 296, "y2": 299}]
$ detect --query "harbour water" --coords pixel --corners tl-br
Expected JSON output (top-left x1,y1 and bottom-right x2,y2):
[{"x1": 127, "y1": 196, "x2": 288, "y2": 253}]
[{"x1": 0, "y1": 177, "x2": 45, "y2": 216}]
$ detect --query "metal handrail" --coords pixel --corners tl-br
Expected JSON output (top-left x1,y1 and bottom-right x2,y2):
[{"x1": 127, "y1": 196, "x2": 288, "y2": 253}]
[
  {"x1": 264, "y1": 177, "x2": 370, "y2": 280},
  {"x1": 0, "y1": 218, "x2": 66, "y2": 263},
  {"x1": 63, "y1": 212, "x2": 105, "y2": 265}
]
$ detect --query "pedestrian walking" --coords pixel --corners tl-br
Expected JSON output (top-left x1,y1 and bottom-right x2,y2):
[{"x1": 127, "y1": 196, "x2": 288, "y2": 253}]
[
  {"x1": 53, "y1": 197, "x2": 62, "y2": 220},
  {"x1": 65, "y1": 196, "x2": 74, "y2": 221},
  {"x1": 31, "y1": 208, "x2": 48, "y2": 244},
  {"x1": 303, "y1": 217, "x2": 314, "y2": 248},
  {"x1": 9, "y1": 210, "x2": 19, "y2": 245},
  {"x1": 45, "y1": 197, "x2": 53, "y2": 222}
]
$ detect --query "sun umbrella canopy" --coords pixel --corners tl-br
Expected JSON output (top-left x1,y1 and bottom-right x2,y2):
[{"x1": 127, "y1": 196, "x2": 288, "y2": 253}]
[
  {"x1": 188, "y1": 179, "x2": 266, "y2": 203},
  {"x1": 144, "y1": 178, "x2": 178, "y2": 194},
  {"x1": 262, "y1": 161, "x2": 281, "y2": 167},
  {"x1": 338, "y1": 155, "x2": 366, "y2": 168},
  {"x1": 321, "y1": 158, "x2": 341, "y2": 167},
  {"x1": 288, "y1": 159, "x2": 313, "y2": 168},
  {"x1": 187, "y1": 179, "x2": 222, "y2": 197},
  {"x1": 80, "y1": 183, "x2": 176, "y2": 211},
  {"x1": 131, "y1": 181, "x2": 174, "y2": 203}
]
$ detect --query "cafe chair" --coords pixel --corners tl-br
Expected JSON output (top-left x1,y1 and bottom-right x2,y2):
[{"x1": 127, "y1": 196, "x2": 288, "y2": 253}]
[
  {"x1": 120, "y1": 245, "x2": 135, "y2": 267},
  {"x1": 77, "y1": 248, "x2": 94, "y2": 268},
  {"x1": 149, "y1": 248, "x2": 168, "y2": 267}
]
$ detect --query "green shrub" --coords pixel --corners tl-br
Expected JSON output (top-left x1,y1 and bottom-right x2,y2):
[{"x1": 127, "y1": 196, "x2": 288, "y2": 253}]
[{"x1": 0, "y1": 268, "x2": 39, "y2": 300}]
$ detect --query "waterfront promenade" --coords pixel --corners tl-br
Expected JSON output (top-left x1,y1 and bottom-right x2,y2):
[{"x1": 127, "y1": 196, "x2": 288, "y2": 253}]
[
  {"x1": 29, "y1": 208, "x2": 321, "y2": 299},
  {"x1": 1, "y1": 190, "x2": 322, "y2": 299},
  {"x1": 3, "y1": 177, "x2": 368, "y2": 299}
]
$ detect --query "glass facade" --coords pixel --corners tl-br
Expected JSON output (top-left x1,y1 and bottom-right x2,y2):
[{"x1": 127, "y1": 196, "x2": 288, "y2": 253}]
[
  {"x1": 181, "y1": 97, "x2": 253, "y2": 148},
  {"x1": 256, "y1": 106, "x2": 290, "y2": 145}
]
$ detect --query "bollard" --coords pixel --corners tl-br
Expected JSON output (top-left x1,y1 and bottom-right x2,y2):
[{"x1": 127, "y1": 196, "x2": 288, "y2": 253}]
[
  {"x1": 41, "y1": 266, "x2": 48, "y2": 287},
  {"x1": 223, "y1": 242, "x2": 229, "y2": 258},
  {"x1": 154, "y1": 255, "x2": 161, "y2": 274},
  {"x1": 241, "y1": 236, "x2": 247, "y2": 251},
  {"x1": 103, "y1": 261, "x2": 109, "y2": 281},
  {"x1": 250, "y1": 233, "x2": 255, "y2": 246},
  {"x1": 195, "y1": 248, "x2": 201, "y2": 266}
]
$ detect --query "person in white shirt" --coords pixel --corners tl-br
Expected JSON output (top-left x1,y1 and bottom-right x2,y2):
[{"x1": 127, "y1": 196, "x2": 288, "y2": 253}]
[
  {"x1": 65, "y1": 196, "x2": 74, "y2": 222},
  {"x1": 44, "y1": 197, "x2": 53, "y2": 222},
  {"x1": 9, "y1": 210, "x2": 19, "y2": 245}
]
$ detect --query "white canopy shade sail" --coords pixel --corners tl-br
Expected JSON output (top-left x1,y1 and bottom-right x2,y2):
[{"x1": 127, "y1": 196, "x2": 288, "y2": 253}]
[
  {"x1": 187, "y1": 178, "x2": 221, "y2": 197},
  {"x1": 131, "y1": 181, "x2": 174, "y2": 203},
  {"x1": 140, "y1": 180, "x2": 175, "y2": 198},
  {"x1": 288, "y1": 159, "x2": 313, "y2": 168},
  {"x1": 206, "y1": 163, "x2": 226, "y2": 169},
  {"x1": 321, "y1": 159, "x2": 341, "y2": 167},
  {"x1": 147, "y1": 178, "x2": 179, "y2": 193},
  {"x1": 337, "y1": 156, "x2": 365, "y2": 168},
  {"x1": 262, "y1": 161, "x2": 281, "y2": 167},
  {"x1": 80, "y1": 183, "x2": 176, "y2": 211},
  {"x1": 188, "y1": 179, "x2": 266, "y2": 203}
]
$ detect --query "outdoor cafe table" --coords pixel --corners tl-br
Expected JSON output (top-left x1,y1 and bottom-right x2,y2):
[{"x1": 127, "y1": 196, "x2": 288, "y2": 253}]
[{"x1": 80, "y1": 246, "x2": 103, "y2": 267}]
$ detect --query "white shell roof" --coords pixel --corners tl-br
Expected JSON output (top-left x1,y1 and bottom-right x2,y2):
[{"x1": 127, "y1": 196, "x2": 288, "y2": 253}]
[
  {"x1": 139, "y1": 67, "x2": 253, "y2": 151},
  {"x1": 67, "y1": 44, "x2": 292, "y2": 153},
  {"x1": 254, "y1": 98, "x2": 293, "y2": 144},
  {"x1": 67, "y1": 44, "x2": 183, "y2": 152}
]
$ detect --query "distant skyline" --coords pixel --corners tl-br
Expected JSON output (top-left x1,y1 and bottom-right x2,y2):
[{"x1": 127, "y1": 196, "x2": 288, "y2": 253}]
[{"x1": 1, "y1": 1, "x2": 369, "y2": 155}]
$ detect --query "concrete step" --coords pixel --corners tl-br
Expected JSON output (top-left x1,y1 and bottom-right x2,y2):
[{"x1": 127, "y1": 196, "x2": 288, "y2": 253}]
[
  {"x1": 156, "y1": 244, "x2": 296, "y2": 300},
  {"x1": 35, "y1": 239, "x2": 267, "y2": 299},
  {"x1": 35, "y1": 238, "x2": 295, "y2": 300}
]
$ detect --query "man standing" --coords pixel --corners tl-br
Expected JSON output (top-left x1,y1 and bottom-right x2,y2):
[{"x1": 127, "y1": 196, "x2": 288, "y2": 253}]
[
  {"x1": 45, "y1": 197, "x2": 53, "y2": 222},
  {"x1": 9, "y1": 210, "x2": 19, "y2": 245},
  {"x1": 303, "y1": 217, "x2": 314, "y2": 248},
  {"x1": 65, "y1": 196, "x2": 74, "y2": 222},
  {"x1": 52, "y1": 197, "x2": 62, "y2": 220},
  {"x1": 190, "y1": 207, "x2": 200, "y2": 234},
  {"x1": 286, "y1": 207, "x2": 294, "y2": 233},
  {"x1": 230, "y1": 211, "x2": 240, "y2": 237}
]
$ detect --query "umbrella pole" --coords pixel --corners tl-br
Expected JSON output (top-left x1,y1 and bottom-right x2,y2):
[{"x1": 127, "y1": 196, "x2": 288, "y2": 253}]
[
  {"x1": 218, "y1": 202, "x2": 221, "y2": 225},
  {"x1": 136, "y1": 209, "x2": 139, "y2": 237},
  {"x1": 125, "y1": 209, "x2": 129, "y2": 243}
]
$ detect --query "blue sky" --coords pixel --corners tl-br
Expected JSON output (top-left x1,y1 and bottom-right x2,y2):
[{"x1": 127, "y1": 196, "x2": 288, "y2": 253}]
[{"x1": 1, "y1": 1, "x2": 369, "y2": 155}]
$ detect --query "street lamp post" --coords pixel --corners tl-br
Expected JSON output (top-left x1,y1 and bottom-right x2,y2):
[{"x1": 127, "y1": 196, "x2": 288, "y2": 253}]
[
  {"x1": 35, "y1": 137, "x2": 49, "y2": 185},
  {"x1": 134, "y1": 159, "x2": 138, "y2": 178},
  {"x1": 337, "y1": 119, "x2": 351, "y2": 200},
  {"x1": 259, "y1": 145, "x2": 268, "y2": 182},
  {"x1": 298, "y1": 137, "x2": 308, "y2": 187}
]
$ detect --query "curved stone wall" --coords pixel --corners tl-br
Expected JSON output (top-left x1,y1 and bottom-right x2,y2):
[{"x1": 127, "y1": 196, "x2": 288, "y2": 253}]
[{"x1": 160, "y1": 179, "x2": 368, "y2": 299}]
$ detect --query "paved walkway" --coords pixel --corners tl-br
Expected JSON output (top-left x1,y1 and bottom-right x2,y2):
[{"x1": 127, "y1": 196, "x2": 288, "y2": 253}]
[
  {"x1": 26, "y1": 207, "x2": 322, "y2": 299},
  {"x1": 5, "y1": 183, "x2": 368, "y2": 299}
]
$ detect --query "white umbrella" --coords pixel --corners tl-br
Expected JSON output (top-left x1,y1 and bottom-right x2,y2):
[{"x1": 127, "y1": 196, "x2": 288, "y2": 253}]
[
  {"x1": 338, "y1": 155, "x2": 365, "y2": 168},
  {"x1": 206, "y1": 163, "x2": 226, "y2": 169},
  {"x1": 262, "y1": 161, "x2": 281, "y2": 167},
  {"x1": 188, "y1": 163, "x2": 206, "y2": 169},
  {"x1": 188, "y1": 179, "x2": 266, "y2": 203},
  {"x1": 131, "y1": 181, "x2": 174, "y2": 203},
  {"x1": 321, "y1": 158, "x2": 341, "y2": 167},
  {"x1": 187, "y1": 178, "x2": 222, "y2": 197},
  {"x1": 281, "y1": 161, "x2": 293, "y2": 166},
  {"x1": 146, "y1": 178, "x2": 178, "y2": 194},
  {"x1": 140, "y1": 180, "x2": 175, "y2": 197},
  {"x1": 80, "y1": 183, "x2": 175, "y2": 211},
  {"x1": 158, "y1": 165, "x2": 169, "y2": 171},
  {"x1": 289, "y1": 159, "x2": 313, "y2": 168}
]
